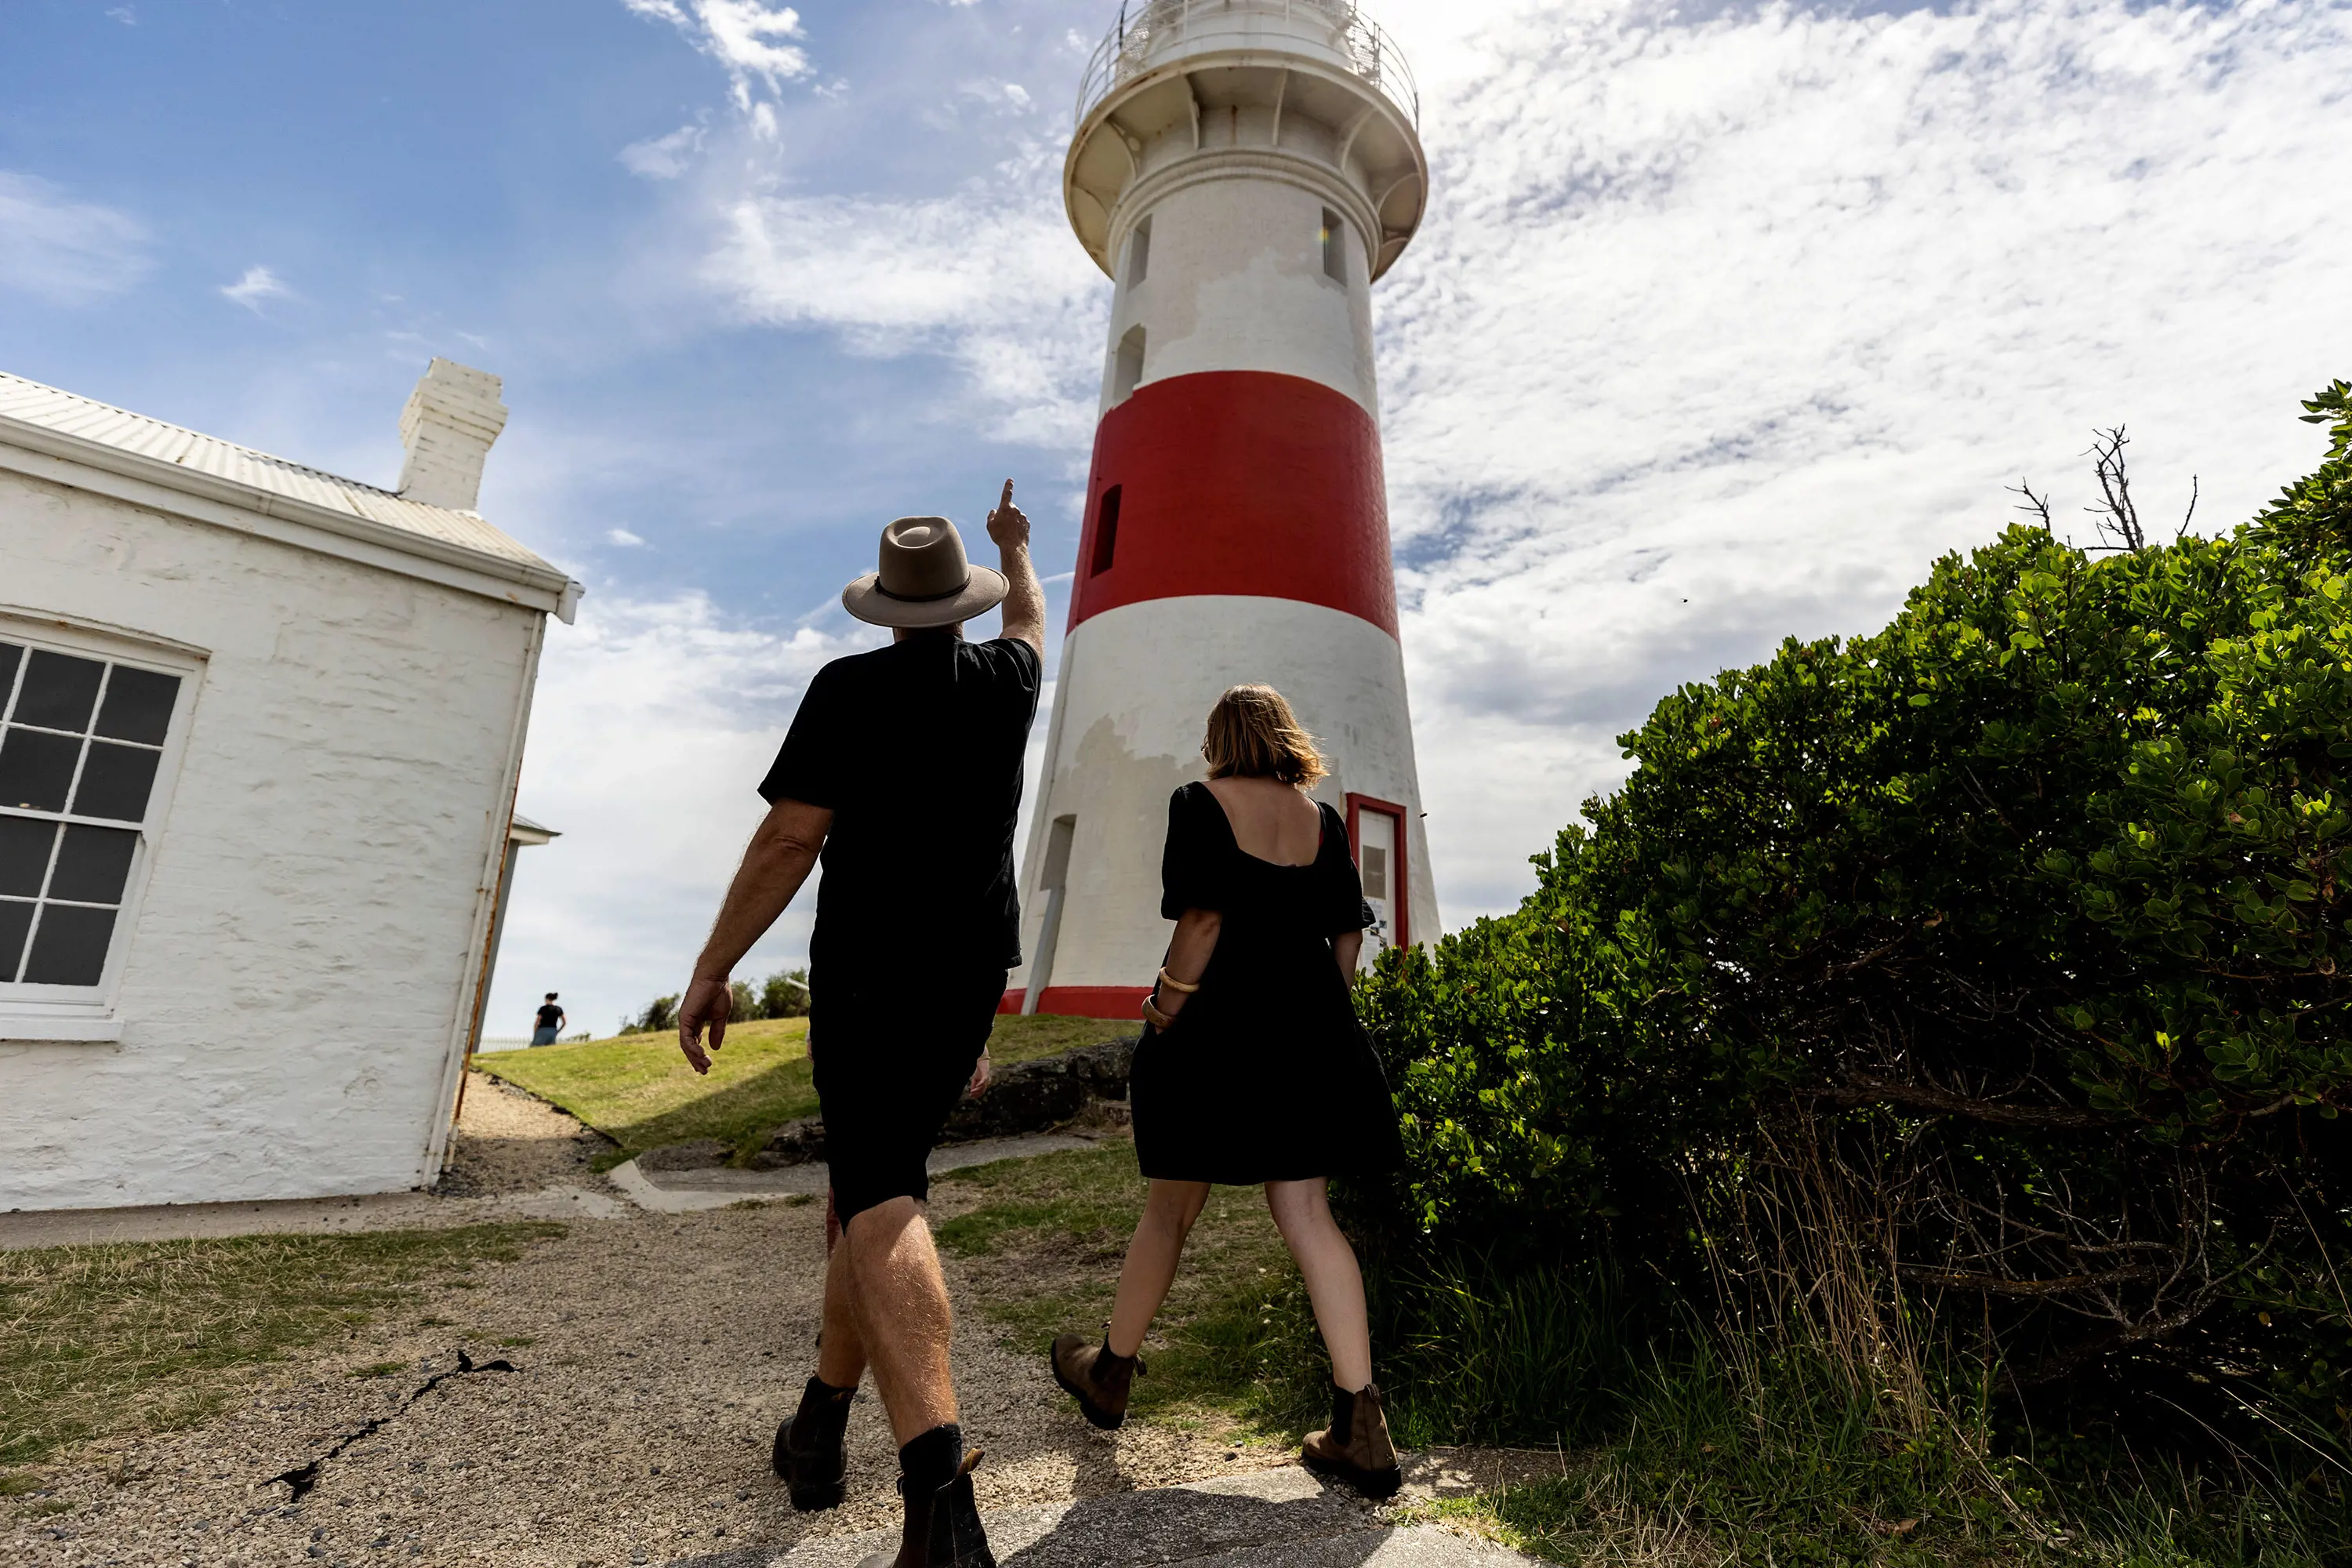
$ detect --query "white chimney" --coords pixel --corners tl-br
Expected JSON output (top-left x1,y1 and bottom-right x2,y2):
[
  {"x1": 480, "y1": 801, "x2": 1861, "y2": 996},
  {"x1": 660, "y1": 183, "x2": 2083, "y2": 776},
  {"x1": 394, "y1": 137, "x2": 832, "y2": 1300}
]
[{"x1": 397, "y1": 358, "x2": 509, "y2": 512}]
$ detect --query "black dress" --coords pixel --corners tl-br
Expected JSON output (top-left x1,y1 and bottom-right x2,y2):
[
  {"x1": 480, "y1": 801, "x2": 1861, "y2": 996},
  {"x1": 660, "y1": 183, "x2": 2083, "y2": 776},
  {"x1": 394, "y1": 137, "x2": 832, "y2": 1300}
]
[{"x1": 1130, "y1": 782, "x2": 1407, "y2": 1185}]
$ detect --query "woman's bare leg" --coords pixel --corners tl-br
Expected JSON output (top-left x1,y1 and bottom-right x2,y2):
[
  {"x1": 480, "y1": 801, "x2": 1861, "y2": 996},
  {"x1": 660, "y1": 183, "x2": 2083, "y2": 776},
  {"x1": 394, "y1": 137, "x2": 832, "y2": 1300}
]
[
  {"x1": 1105, "y1": 1179, "x2": 1211, "y2": 1357},
  {"x1": 1265, "y1": 1179, "x2": 1374, "y2": 1390}
]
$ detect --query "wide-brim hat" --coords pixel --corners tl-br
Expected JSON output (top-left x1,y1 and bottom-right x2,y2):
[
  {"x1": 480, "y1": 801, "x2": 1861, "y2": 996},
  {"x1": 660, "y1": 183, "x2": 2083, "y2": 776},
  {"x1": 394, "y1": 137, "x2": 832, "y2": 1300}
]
[{"x1": 841, "y1": 515, "x2": 1009, "y2": 629}]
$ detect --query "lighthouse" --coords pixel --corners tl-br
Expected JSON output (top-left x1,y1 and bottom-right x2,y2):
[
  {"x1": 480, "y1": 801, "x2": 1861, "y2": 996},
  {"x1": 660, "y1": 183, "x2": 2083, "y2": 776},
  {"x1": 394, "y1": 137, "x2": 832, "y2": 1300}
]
[{"x1": 1010, "y1": 0, "x2": 1436, "y2": 1017}]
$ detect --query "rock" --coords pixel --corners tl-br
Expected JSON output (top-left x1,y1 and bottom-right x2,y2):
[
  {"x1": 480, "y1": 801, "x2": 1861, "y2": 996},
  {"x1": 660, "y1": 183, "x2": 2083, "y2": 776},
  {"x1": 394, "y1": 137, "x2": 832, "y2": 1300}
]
[
  {"x1": 1066, "y1": 1036, "x2": 1138, "y2": 1099},
  {"x1": 942, "y1": 1035, "x2": 1139, "y2": 1142},
  {"x1": 942, "y1": 1065, "x2": 1087, "y2": 1142},
  {"x1": 745, "y1": 1037, "x2": 1141, "y2": 1167},
  {"x1": 747, "y1": 1119, "x2": 827, "y2": 1171},
  {"x1": 636, "y1": 1138, "x2": 731, "y2": 1173}
]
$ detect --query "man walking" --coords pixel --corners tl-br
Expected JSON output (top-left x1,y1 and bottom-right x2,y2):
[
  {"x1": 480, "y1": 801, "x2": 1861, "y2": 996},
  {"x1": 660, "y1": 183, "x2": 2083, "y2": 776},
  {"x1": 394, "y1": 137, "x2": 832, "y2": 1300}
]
[{"x1": 677, "y1": 484, "x2": 1043, "y2": 1568}]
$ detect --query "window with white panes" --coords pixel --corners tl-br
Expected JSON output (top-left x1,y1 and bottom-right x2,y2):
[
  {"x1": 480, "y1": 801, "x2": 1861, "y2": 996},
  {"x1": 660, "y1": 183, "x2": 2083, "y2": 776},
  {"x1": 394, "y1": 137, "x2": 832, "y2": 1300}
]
[{"x1": 0, "y1": 636, "x2": 187, "y2": 990}]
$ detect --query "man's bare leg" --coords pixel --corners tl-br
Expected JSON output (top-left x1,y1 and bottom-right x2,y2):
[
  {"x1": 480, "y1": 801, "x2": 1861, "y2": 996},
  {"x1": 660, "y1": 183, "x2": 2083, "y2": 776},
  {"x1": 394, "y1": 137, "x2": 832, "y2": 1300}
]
[
  {"x1": 776, "y1": 1234, "x2": 865, "y2": 1514},
  {"x1": 816, "y1": 1236, "x2": 869, "y2": 1390},
  {"x1": 842, "y1": 1196, "x2": 959, "y2": 1444}
]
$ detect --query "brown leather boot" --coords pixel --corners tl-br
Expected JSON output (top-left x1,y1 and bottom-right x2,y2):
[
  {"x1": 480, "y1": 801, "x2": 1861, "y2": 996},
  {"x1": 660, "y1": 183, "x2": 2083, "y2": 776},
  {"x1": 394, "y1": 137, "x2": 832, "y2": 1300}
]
[
  {"x1": 1049, "y1": 1333, "x2": 1142, "y2": 1430},
  {"x1": 1300, "y1": 1382, "x2": 1402, "y2": 1498}
]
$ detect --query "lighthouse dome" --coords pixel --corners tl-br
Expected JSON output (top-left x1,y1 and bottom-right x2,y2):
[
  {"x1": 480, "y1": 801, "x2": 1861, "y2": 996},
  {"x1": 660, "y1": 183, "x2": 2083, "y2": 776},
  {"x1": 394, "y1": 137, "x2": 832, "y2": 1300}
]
[{"x1": 1065, "y1": 0, "x2": 1428, "y2": 281}]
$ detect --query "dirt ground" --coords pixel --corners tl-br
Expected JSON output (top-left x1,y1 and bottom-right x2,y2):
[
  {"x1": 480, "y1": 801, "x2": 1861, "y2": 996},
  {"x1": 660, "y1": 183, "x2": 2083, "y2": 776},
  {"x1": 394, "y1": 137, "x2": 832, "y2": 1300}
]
[{"x1": 8, "y1": 1077, "x2": 1563, "y2": 1568}]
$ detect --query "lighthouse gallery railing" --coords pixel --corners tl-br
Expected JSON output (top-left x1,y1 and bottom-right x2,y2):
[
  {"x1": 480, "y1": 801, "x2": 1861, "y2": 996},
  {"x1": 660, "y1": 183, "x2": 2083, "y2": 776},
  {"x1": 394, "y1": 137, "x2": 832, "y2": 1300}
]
[{"x1": 1073, "y1": 0, "x2": 1419, "y2": 130}]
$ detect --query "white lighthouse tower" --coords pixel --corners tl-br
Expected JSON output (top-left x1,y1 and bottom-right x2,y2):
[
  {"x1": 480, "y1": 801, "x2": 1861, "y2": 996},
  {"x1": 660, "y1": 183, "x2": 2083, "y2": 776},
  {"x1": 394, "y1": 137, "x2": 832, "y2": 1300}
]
[{"x1": 1008, "y1": 0, "x2": 1437, "y2": 1017}]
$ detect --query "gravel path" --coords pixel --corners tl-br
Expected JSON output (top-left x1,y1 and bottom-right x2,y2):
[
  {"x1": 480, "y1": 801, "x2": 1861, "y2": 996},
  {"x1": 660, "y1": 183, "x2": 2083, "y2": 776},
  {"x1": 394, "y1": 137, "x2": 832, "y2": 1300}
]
[{"x1": 5, "y1": 1077, "x2": 1559, "y2": 1566}]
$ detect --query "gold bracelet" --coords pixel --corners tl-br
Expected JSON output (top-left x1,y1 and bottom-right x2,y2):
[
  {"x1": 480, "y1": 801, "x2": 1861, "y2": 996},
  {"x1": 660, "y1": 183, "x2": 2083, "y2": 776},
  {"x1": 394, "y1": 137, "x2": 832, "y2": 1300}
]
[
  {"x1": 1156, "y1": 967, "x2": 1200, "y2": 994},
  {"x1": 1141, "y1": 996, "x2": 1175, "y2": 1029}
]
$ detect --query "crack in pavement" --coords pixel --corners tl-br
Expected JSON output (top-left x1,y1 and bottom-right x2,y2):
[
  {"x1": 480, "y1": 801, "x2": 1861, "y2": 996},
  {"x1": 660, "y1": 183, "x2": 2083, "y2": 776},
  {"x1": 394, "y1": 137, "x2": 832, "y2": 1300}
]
[{"x1": 265, "y1": 1348, "x2": 518, "y2": 1501}]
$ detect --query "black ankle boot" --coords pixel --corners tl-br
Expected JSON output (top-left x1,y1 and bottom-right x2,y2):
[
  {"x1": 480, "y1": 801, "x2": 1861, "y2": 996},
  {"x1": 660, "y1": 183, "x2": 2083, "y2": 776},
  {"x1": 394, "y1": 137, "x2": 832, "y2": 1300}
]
[
  {"x1": 870, "y1": 1425, "x2": 994, "y2": 1568},
  {"x1": 773, "y1": 1375, "x2": 855, "y2": 1511}
]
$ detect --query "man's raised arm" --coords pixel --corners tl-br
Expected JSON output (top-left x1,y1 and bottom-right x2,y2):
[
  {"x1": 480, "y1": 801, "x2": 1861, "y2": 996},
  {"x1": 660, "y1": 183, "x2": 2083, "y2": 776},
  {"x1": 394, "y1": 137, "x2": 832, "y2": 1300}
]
[
  {"x1": 988, "y1": 478, "x2": 1046, "y2": 659},
  {"x1": 677, "y1": 797, "x2": 833, "y2": 1073}
]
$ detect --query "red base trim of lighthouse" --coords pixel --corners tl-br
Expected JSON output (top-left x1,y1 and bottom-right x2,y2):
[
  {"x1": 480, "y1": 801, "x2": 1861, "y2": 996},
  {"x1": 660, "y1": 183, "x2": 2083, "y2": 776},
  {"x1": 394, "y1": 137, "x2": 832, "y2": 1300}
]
[
  {"x1": 1070, "y1": 371, "x2": 1398, "y2": 636},
  {"x1": 996, "y1": 985, "x2": 1152, "y2": 1019},
  {"x1": 1039, "y1": 985, "x2": 1152, "y2": 1018}
]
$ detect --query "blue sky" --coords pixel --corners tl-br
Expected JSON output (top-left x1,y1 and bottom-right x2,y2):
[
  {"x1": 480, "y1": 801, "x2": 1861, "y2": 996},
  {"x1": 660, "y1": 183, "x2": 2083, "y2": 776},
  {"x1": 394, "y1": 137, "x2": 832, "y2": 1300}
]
[{"x1": 5, "y1": 0, "x2": 2348, "y2": 1039}]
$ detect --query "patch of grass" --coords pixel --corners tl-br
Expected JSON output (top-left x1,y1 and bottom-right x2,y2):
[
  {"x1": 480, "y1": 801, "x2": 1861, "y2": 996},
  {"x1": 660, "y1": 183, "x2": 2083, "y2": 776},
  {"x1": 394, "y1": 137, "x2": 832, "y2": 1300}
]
[
  {"x1": 933, "y1": 1143, "x2": 1327, "y2": 1436},
  {"x1": 348, "y1": 1361, "x2": 408, "y2": 1380},
  {"x1": 1383, "y1": 1291, "x2": 2348, "y2": 1568},
  {"x1": 477, "y1": 1014, "x2": 1135, "y2": 1168},
  {"x1": 0, "y1": 1471, "x2": 43, "y2": 1497},
  {"x1": 0, "y1": 1222, "x2": 561, "y2": 1468},
  {"x1": 475, "y1": 1018, "x2": 815, "y2": 1167}
]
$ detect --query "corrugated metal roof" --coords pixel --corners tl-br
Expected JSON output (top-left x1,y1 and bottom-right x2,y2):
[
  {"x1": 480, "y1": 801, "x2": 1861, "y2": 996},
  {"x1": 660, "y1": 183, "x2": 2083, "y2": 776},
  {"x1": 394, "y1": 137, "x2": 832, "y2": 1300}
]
[{"x1": 0, "y1": 370, "x2": 556, "y2": 575}]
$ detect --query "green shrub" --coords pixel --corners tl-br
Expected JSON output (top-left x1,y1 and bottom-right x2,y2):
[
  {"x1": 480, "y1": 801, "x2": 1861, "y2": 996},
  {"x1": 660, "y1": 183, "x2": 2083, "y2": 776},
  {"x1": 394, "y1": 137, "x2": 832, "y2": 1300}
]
[
  {"x1": 618, "y1": 993, "x2": 680, "y2": 1036},
  {"x1": 760, "y1": 967, "x2": 811, "y2": 1019},
  {"x1": 1351, "y1": 386, "x2": 2352, "y2": 1477}
]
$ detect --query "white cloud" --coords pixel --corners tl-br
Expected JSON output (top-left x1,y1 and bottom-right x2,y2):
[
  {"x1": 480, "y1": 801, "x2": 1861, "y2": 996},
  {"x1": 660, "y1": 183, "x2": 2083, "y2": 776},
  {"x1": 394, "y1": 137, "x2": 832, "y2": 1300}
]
[
  {"x1": 606, "y1": 527, "x2": 647, "y2": 546},
  {"x1": 960, "y1": 78, "x2": 1033, "y2": 112},
  {"x1": 624, "y1": 0, "x2": 815, "y2": 111},
  {"x1": 618, "y1": 122, "x2": 708, "y2": 179},
  {"x1": 485, "y1": 593, "x2": 876, "y2": 1039},
  {"x1": 702, "y1": 164, "x2": 1107, "y2": 446},
  {"x1": 0, "y1": 171, "x2": 150, "y2": 304},
  {"x1": 1365, "y1": 0, "x2": 2352, "y2": 923},
  {"x1": 220, "y1": 264, "x2": 291, "y2": 311}
]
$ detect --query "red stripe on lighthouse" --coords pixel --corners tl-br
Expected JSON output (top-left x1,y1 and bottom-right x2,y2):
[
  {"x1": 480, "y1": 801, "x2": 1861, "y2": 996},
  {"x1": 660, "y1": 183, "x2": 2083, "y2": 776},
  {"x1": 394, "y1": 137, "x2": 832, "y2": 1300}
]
[{"x1": 1069, "y1": 371, "x2": 1399, "y2": 637}]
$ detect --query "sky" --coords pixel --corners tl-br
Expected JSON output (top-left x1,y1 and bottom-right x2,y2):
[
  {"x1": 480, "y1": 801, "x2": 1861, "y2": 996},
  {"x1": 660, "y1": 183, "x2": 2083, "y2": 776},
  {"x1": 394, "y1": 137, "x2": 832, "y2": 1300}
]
[{"x1": 3, "y1": 0, "x2": 2347, "y2": 1040}]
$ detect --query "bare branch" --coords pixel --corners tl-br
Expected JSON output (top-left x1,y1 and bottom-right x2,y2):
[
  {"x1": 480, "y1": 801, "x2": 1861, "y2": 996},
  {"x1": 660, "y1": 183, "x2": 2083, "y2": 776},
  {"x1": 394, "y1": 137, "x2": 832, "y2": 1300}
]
[
  {"x1": 2085, "y1": 426, "x2": 2145, "y2": 553},
  {"x1": 1897, "y1": 1263, "x2": 2171, "y2": 1297},
  {"x1": 1796, "y1": 1073, "x2": 2122, "y2": 1130},
  {"x1": 2009, "y1": 479, "x2": 2054, "y2": 532}
]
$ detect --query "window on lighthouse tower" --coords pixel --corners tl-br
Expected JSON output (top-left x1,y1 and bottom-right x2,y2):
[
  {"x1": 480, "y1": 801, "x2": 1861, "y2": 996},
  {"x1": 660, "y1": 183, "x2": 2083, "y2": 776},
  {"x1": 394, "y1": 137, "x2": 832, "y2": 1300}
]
[
  {"x1": 1127, "y1": 216, "x2": 1151, "y2": 287},
  {"x1": 1091, "y1": 487, "x2": 1122, "y2": 575},
  {"x1": 1112, "y1": 326, "x2": 1146, "y2": 405},
  {"x1": 1320, "y1": 208, "x2": 1346, "y2": 283}
]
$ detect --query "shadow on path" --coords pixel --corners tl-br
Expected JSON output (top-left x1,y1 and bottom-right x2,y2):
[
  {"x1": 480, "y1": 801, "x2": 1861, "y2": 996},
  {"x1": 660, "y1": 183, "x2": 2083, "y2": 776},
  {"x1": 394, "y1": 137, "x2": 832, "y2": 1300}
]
[{"x1": 697, "y1": 1468, "x2": 1530, "y2": 1567}]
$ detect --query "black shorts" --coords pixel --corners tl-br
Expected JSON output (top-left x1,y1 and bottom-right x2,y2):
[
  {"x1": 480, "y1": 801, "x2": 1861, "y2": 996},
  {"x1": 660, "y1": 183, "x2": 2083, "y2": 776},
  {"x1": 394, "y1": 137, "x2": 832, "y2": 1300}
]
[{"x1": 811, "y1": 963, "x2": 1007, "y2": 1225}]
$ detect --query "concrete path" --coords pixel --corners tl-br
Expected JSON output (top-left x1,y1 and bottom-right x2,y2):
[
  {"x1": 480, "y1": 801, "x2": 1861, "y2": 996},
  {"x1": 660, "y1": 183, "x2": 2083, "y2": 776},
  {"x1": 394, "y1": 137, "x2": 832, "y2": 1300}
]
[
  {"x1": 0, "y1": 1182, "x2": 630, "y2": 1249},
  {"x1": 609, "y1": 1134, "x2": 1104, "y2": 1213},
  {"x1": 0, "y1": 1099, "x2": 1097, "y2": 1243},
  {"x1": 739, "y1": 1468, "x2": 1541, "y2": 1567}
]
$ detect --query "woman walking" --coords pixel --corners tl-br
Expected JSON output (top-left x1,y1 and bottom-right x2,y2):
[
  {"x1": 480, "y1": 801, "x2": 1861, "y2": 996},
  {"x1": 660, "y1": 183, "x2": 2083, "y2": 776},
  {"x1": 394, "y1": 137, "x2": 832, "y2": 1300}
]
[{"x1": 1048, "y1": 684, "x2": 1407, "y2": 1497}]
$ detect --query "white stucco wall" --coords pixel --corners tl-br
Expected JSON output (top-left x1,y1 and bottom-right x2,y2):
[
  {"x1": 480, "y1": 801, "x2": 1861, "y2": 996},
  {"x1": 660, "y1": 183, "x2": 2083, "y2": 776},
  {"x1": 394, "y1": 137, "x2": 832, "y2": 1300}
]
[
  {"x1": 0, "y1": 466, "x2": 543, "y2": 1210},
  {"x1": 1011, "y1": 594, "x2": 1437, "y2": 996}
]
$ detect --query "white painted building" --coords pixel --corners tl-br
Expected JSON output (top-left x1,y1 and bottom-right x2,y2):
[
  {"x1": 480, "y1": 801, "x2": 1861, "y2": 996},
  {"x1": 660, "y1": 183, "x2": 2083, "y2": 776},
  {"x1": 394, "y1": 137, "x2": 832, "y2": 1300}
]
[
  {"x1": 0, "y1": 360, "x2": 579, "y2": 1211},
  {"x1": 1010, "y1": 0, "x2": 1438, "y2": 1017}
]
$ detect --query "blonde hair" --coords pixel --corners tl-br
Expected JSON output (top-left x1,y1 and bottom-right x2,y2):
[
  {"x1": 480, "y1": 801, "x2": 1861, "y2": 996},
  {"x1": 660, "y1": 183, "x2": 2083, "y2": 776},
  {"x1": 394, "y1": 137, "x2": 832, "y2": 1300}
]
[{"x1": 1202, "y1": 684, "x2": 1329, "y2": 787}]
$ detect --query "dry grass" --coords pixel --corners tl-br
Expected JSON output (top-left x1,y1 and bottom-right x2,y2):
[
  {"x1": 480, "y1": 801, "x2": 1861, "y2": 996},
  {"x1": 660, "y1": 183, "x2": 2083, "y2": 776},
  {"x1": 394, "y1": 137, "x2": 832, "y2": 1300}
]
[{"x1": 0, "y1": 1223, "x2": 561, "y2": 1479}]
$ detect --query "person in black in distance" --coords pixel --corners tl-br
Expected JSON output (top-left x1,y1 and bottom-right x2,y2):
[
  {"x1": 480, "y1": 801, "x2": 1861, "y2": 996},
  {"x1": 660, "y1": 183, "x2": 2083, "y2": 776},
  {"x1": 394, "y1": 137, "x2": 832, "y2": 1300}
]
[
  {"x1": 1047, "y1": 684, "x2": 1408, "y2": 1497},
  {"x1": 677, "y1": 485, "x2": 1044, "y2": 1568},
  {"x1": 530, "y1": 994, "x2": 565, "y2": 1047}
]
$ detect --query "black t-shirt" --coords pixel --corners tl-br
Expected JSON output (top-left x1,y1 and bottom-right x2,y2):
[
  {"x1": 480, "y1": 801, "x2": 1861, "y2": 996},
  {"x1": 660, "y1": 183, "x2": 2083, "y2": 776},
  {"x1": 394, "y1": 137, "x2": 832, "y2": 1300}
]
[
  {"x1": 535, "y1": 1004, "x2": 564, "y2": 1029},
  {"x1": 760, "y1": 634, "x2": 1042, "y2": 974}
]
